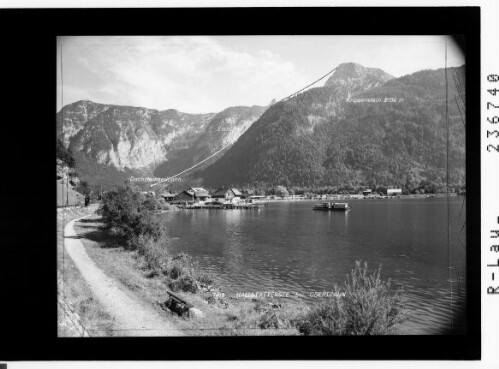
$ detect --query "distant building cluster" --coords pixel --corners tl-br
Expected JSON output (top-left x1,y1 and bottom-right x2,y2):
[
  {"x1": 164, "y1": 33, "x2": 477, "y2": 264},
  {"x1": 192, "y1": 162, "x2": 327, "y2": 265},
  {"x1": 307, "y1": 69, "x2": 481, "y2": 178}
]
[
  {"x1": 139, "y1": 186, "x2": 405, "y2": 206},
  {"x1": 148, "y1": 186, "x2": 266, "y2": 206}
]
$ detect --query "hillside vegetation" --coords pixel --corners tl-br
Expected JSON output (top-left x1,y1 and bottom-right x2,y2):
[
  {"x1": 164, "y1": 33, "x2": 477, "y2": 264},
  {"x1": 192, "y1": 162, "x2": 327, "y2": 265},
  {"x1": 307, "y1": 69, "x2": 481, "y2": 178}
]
[
  {"x1": 201, "y1": 64, "x2": 465, "y2": 192},
  {"x1": 56, "y1": 63, "x2": 466, "y2": 193}
]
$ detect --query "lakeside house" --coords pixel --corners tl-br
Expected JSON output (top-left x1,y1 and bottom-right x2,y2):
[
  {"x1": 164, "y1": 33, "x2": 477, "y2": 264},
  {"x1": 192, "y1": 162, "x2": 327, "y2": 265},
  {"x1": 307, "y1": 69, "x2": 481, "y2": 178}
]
[
  {"x1": 159, "y1": 190, "x2": 176, "y2": 202},
  {"x1": 188, "y1": 187, "x2": 210, "y2": 203},
  {"x1": 387, "y1": 188, "x2": 402, "y2": 196},
  {"x1": 212, "y1": 187, "x2": 242, "y2": 203},
  {"x1": 363, "y1": 189, "x2": 372, "y2": 196},
  {"x1": 172, "y1": 190, "x2": 195, "y2": 204},
  {"x1": 173, "y1": 187, "x2": 211, "y2": 204},
  {"x1": 186, "y1": 187, "x2": 209, "y2": 195}
]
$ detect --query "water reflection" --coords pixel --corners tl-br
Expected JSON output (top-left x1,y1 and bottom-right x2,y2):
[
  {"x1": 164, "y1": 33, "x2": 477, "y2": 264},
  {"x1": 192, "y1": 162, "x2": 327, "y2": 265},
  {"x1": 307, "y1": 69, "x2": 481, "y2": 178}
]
[{"x1": 161, "y1": 197, "x2": 466, "y2": 334}]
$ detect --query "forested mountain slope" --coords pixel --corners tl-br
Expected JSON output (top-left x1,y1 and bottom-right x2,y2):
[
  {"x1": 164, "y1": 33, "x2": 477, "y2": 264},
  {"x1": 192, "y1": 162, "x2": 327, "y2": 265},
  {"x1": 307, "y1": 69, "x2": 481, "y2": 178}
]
[{"x1": 201, "y1": 63, "x2": 465, "y2": 192}]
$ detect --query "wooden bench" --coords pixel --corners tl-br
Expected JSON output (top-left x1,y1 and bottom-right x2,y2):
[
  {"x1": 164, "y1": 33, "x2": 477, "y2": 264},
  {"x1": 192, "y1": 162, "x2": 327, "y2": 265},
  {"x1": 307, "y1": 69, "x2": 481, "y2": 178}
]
[{"x1": 162, "y1": 291, "x2": 194, "y2": 317}]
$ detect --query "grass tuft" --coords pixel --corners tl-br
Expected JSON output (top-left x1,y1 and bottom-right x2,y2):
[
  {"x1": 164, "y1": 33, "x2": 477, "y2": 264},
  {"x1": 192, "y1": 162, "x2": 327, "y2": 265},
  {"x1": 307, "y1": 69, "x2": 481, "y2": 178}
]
[{"x1": 295, "y1": 261, "x2": 407, "y2": 335}]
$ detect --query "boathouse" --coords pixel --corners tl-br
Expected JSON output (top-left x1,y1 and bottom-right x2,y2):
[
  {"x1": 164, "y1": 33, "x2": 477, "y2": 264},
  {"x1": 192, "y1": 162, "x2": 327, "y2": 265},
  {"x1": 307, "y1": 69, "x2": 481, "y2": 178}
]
[
  {"x1": 193, "y1": 191, "x2": 210, "y2": 202},
  {"x1": 177, "y1": 187, "x2": 210, "y2": 203},
  {"x1": 172, "y1": 190, "x2": 195, "y2": 204},
  {"x1": 212, "y1": 187, "x2": 242, "y2": 202}
]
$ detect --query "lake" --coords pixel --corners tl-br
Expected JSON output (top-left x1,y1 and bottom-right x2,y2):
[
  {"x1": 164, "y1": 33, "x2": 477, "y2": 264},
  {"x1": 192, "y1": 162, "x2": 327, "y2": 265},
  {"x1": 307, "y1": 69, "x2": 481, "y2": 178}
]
[{"x1": 160, "y1": 197, "x2": 467, "y2": 335}]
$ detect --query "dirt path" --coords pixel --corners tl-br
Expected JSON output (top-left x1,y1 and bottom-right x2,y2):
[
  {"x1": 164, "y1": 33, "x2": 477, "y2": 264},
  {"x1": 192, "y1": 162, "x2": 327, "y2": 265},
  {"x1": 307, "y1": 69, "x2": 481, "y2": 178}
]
[{"x1": 64, "y1": 215, "x2": 183, "y2": 336}]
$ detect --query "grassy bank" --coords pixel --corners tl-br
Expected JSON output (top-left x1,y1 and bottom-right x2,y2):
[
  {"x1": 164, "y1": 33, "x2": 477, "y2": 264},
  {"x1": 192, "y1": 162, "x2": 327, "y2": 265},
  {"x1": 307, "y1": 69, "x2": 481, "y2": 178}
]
[
  {"x1": 57, "y1": 205, "x2": 115, "y2": 337},
  {"x1": 74, "y1": 213, "x2": 298, "y2": 335},
  {"x1": 85, "y1": 185, "x2": 407, "y2": 336}
]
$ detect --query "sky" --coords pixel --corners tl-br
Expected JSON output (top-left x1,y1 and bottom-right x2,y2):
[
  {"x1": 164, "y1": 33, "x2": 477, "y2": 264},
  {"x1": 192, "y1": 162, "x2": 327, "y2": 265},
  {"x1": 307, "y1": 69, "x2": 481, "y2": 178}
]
[{"x1": 57, "y1": 36, "x2": 465, "y2": 114}]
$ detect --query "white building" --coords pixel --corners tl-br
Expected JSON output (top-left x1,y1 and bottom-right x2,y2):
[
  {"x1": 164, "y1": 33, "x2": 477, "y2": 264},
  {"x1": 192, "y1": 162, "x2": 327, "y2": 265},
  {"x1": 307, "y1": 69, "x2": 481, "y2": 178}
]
[{"x1": 387, "y1": 188, "x2": 402, "y2": 195}]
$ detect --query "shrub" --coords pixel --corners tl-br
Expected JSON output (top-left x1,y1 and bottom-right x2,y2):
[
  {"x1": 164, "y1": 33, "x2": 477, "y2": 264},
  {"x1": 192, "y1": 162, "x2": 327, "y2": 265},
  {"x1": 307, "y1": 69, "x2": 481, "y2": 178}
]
[
  {"x1": 196, "y1": 272, "x2": 215, "y2": 286},
  {"x1": 168, "y1": 262, "x2": 191, "y2": 280},
  {"x1": 128, "y1": 212, "x2": 166, "y2": 242},
  {"x1": 100, "y1": 185, "x2": 216, "y2": 296},
  {"x1": 296, "y1": 261, "x2": 407, "y2": 335},
  {"x1": 57, "y1": 139, "x2": 75, "y2": 168},
  {"x1": 100, "y1": 187, "x2": 166, "y2": 244},
  {"x1": 258, "y1": 309, "x2": 296, "y2": 330},
  {"x1": 130, "y1": 234, "x2": 169, "y2": 271},
  {"x1": 296, "y1": 299, "x2": 346, "y2": 335},
  {"x1": 168, "y1": 275, "x2": 198, "y2": 293},
  {"x1": 179, "y1": 275, "x2": 198, "y2": 293},
  {"x1": 220, "y1": 301, "x2": 301, "y2": 335},
  {"x1": 342, "y1": 261, "x2": 406, "y2": 335},
  {"x1": 172, "y1": 252, "x2": 192, "y2": 262}
]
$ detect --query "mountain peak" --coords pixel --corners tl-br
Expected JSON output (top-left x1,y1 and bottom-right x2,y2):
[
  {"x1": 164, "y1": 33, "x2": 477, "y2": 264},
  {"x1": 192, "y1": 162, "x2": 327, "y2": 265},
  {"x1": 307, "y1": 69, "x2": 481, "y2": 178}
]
[
  {"x1": 323, "y1": 62, "x2": 394, "y2": 94},
  {"x1": 331, "y1": 63, "x2": 393, "y2": 80},
  {"x1": 336, "y1": 62, "x2": 366, "y2": 74}
]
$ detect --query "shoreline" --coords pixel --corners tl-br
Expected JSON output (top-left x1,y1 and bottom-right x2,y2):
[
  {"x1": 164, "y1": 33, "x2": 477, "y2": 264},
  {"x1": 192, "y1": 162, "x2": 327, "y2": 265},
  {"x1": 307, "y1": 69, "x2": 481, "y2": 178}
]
[
  {"x1": 64, "y1": 215, "x2": 183, "y2": 336},
  {"x1": 73, "y1": 212, "x2": 305, "y2": 336},
  {"x1": 72, "y1": 213, "x2": 411, "y2": 335},
  {"x1": 67, "y1": 198, "x2": 423, "y2": 335},
  {"x1": 261, "y1": 193, "x2": 461, "y2": 202}
]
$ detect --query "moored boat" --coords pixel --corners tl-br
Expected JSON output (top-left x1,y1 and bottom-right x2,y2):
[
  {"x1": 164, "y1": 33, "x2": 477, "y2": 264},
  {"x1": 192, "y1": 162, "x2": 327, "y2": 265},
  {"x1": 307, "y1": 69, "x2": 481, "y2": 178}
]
[{"x1": 313, "y1": 202, "x2": 350, "y2": 211}]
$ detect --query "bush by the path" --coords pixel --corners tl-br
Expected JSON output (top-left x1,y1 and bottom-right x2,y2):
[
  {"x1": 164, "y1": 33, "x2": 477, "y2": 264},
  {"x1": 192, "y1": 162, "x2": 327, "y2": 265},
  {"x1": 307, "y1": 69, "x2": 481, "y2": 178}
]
[
  {"x1": 296, "y1": 261, "x2": 407, "y2": 335},
  {"x1": 99, "y1": 186, "x2": 165, "y2": 243},
  {"x1": 99, "y1": 186, "x2": 216, "y2": 294}
]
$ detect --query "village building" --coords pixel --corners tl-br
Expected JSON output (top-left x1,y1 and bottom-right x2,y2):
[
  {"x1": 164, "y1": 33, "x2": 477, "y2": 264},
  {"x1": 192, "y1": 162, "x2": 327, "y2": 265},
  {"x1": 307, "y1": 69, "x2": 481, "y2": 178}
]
[
  {"x1": 363, "y1": 189, "x2": 372, "y2": 196},
  {"x1": 192, "y1": 190, "x2": 210, "y2": 202},
  {"x1": 248, "y1": 195, "x2": 266, "y2": 200},
  {"x1": 159, "y1": 190, "x2": 176, "y2": 202},
  {"x1": 387, "y1": 188, "x2": 402, "y2": 196},
  {"x1": 173, "y1": 187, "x2": 211, "y2": 204},
  {"x1": 212, "y1": 187, "x2": 242, "y2": 203},
  {"x1": 186, "y1": 187, "x2": 209, "y2": 196},
  {"x1": 172, "y1": 190, "x2": 195, "y2": 204}
]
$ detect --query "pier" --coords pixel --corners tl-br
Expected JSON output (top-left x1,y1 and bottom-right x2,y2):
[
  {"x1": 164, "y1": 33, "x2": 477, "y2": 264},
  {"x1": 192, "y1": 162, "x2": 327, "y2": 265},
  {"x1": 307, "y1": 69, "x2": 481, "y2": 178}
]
[{"x1": 178, "y1": 203, "x2": 267, "y2": 210}]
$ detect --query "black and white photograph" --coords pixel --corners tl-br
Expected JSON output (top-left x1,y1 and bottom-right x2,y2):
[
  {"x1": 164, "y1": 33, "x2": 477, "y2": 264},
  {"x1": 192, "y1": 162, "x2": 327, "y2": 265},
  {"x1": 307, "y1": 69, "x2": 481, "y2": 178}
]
[
  {"x1": 56, "y1": 35, "x2": 468, "y2": 337},
  {"x1": 4, "y1": 3, "x2": 495, "y2": 365}
]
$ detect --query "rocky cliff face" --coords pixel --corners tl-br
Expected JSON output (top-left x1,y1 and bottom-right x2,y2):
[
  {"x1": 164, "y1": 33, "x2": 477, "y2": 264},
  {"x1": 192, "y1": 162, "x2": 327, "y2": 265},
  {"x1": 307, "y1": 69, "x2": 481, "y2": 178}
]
[
  {"x1": 152, "y1": 105, "x2": 266, "y2": 179},
  {"x1": 57, "y1": 100, "x2": 266, "y2": 186},
  {"x1": 57, "y1": 100, "x2": 215, "y2": 173},
  {"x1": 58, "y1": 62, "x2": 464, "y2": 191},
  {"x1": 191, "y1": 105, "x2": 267, "y2": 162}
]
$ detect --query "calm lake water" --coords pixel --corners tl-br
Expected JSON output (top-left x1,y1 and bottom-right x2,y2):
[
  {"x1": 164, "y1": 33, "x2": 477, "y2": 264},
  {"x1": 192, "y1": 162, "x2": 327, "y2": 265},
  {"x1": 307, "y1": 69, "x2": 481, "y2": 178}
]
[{"x1": 160, "y1": 197, "x2": 467, "y2": 335}]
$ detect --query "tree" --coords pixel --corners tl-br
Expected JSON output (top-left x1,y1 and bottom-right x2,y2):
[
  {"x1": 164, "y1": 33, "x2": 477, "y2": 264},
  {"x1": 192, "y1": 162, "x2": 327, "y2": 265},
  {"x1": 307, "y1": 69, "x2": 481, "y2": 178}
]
[
  {"x1": 76, "y1": 181, "x2": 91, "y2": 196},
  {"x1": 56, "y1": 139, "x2": 75, "y2": 168},
  {"x1": 274, "y1": 185, "x2": 289, "y2": 197},
  {"x1": 255, "y1": 187, "x2": 266, "y2": 196},
  {"x1": 99, "y1": 186, "x2": 165, "y2": 243}
]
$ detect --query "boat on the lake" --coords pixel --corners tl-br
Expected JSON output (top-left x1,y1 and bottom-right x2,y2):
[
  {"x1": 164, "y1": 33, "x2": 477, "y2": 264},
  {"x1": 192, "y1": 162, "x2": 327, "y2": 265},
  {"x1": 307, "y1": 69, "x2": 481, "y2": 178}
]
[{"x1": 313, "y1": 202, "x2": 350, "y2": 211}]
